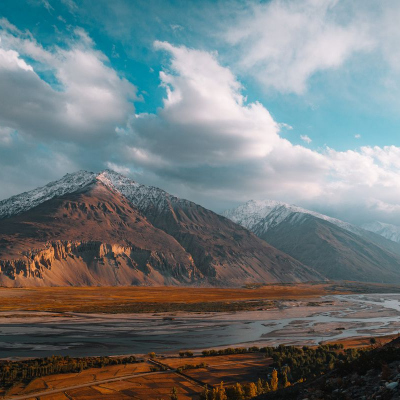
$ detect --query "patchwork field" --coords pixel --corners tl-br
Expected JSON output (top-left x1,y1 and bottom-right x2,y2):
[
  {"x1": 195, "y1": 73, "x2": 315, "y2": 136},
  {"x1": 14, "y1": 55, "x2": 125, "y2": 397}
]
[
  {"x1": 161, "y1": 353, "x2": 273, "y2": 386},
  {"x1": 19, "y1": 372, "x2": 202, "y2": 400},
  {"x1": 2, "y1": 354, "x2": 274, "y2": 400},
  {"x1": 2, "y1": 362, "x2": 152, "y2": 398},
  {"x1": 61, "y1": 373, "x2": 201, "y2": 400}
]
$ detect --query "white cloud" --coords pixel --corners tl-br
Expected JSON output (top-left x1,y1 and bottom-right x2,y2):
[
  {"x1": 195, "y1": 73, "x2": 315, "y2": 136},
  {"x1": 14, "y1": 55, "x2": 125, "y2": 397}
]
[
  {"x1": 130, "y1": 41, "x2": 281, "y2": 166},
  {"x1": 0, "y1": 127, "x2": 14, "y2": 145},
  {"x1": 0, "y1": 21, "x2": 138, "y2": 143},
  {"x1": 355, "y1": 134, "x2": 361, "y2": 139},
  {"x1": 2, "y1": 19, "x2": 400, "y2": 226},
  {"x1": 0, "y1": 47, "x2": 33, "y2": 72},
  {"x1": 223, "y1": 0, "x2": 373, "y2": 94},
  {"x1": 0, "y1": 20, "x2": 139, "y2": 201},
  {"x1": 124, "y1": 41, "x2": 400, "y2": 225},
  {"x1": 41, "y1": 0, "x2": 54, "y2": 12},
  {"x1": 300, "y1": 135, "x2": 312, "y2": 144},
  {"x1": 105, "y1": 162, "x2": 131, "y2": 176},
  {"x1": 61, "y1": 0, "x2": 78, "y2": 13}
]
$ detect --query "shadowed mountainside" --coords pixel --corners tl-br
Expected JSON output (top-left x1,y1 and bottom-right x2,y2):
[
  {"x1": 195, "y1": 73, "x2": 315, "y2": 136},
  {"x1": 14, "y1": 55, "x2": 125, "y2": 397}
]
[
  {"x1": 224, "y1": 200, "x2": 400, "y2": 283},
  {"x1": 258, "y1": 213, "x2": 400, "y2": 283}
]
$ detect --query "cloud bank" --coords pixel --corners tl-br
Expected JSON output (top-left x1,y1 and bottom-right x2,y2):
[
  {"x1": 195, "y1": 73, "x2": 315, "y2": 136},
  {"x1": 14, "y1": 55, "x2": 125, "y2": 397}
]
[
  {"x1": 126, "y1": 41, "x2": 400, "y2": 225},
  {"x1": 2, "y1": 2, "x2": 400, "y2": 227}
]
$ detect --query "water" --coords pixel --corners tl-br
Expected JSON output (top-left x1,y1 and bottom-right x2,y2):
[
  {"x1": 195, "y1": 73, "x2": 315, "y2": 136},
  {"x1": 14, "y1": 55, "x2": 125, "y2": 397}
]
[{"x1": 1, "y1": 293, "x2": 400, "y2": 358}]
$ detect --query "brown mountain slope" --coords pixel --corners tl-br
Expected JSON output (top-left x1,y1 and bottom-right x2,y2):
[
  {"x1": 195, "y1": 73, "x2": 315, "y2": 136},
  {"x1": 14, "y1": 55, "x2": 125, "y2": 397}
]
[
  {"x1": 112, "y1": 183, "x2": 322, "y2": 285},
  {"x1": 0, "y1": 181, "x2": 202, "y2": 287}
]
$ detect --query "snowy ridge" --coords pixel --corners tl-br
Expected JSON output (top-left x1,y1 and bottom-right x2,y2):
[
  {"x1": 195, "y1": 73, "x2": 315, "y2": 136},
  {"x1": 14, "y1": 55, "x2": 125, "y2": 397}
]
[
  {"x1": 223, "y1": 199, "x2": 364, "y2": 237},
  {"x1": 0, "y1": 171, "x2": 96, "y2": 219},
  {"x1": 0, "y1": 169, "x2": 195, "y2": 220},
  {"x1": 97, "y1": 170, "x2": 193, "y2": 213},
  {"x1": 362, "y1": 221, "x2": 400, "y2": 244}
]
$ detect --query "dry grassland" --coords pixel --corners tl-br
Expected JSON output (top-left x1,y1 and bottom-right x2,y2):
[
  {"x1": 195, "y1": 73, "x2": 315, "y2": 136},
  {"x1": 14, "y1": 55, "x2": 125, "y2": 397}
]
[{"x1": 0, "y1": 283, "x2": 341, "y2": 313}]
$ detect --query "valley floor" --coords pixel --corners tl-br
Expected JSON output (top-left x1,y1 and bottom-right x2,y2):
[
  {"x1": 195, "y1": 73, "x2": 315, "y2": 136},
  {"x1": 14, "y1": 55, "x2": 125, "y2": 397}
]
[
  {"x1": 2, "y1": 283, "x2": 400, "y2": 398},
  {"x1": 0, "y1": 281, "x2": 399, "y2": 314}
]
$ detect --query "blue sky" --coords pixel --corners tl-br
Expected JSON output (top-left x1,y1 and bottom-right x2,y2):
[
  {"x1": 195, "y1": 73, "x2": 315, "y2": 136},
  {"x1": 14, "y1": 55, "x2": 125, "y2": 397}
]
[{"x1": 2, "y1": 0, "x2": 400, "y2": 225}]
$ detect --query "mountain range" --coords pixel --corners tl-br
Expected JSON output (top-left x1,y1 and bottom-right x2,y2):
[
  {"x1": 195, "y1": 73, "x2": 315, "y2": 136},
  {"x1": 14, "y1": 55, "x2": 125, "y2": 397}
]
[
  {"x1": 0, "y1": 171, "x2": 318, "y2": 287},
  {"x1": 223, "y1": 200, "x2": 400, "y2": 283},
  {"x1": 1, "y1": 170, "x2": 400, "y2": 287}
]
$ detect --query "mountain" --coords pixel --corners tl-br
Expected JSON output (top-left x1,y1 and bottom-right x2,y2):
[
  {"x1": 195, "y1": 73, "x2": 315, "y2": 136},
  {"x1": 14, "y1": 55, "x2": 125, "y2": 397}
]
[
  {"x1": 0, "y1": 180, "x2": 201, "y2": 286},
  {"x1": 223, "y1": 199, "x2": 368, "y2": 237},
  {"x1": 362, "y1": 221, "x2": 400, "y2": 243},
  {"x1": 0, "y1": 171, "x2": 320, "y2": 287},
  {"x1": 223, "y1": 200, "x2": 400, "y2": 283}
]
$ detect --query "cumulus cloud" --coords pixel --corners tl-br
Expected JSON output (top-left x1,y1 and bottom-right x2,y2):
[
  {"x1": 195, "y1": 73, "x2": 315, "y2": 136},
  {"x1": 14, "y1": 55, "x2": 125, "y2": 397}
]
[
  {"x1": 129, "y1": 41, "x2": 281, "y2": 166},
  {"x1": 223, "y1": 0, "x2": 373, "y2": 94},
  {"x1": 124, "y1": 41, "x2": 400, "y2": 225},
  {"x1": 0, "y1": 19, "x2": 137, "y2": 143},
  {"x1": 2, "y1": 16, "x2": 400, "y2": 227},
  {"x1": 0, "y1": 19, "x2": 138, "y2": 198}
]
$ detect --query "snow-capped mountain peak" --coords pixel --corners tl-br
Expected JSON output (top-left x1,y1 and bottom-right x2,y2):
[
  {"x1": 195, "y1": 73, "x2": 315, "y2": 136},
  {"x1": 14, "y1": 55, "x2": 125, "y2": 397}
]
[
  {"x1": 362, "y1": 221, "x2": 400, "y2": 244},
  {"x1": 0, "y1": 170, "x2": 97, "y2": 219},
  {"x1": 223, "y1": 199, "x2": 362, "y2": 236},
  {"x1": 0, "y1": 169, "x2": 192, "y2": 220}
]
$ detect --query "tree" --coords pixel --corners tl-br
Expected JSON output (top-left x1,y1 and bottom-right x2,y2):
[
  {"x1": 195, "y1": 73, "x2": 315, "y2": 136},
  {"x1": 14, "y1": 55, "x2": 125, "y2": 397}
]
[
  {"x1": 244, "y1": 382, "x2": 257, "y2": 398},
  {"x1": 213, "y1": 382, "x2": 227, "y2": 400},
  {"x1": 200, "y1": 385, "x2": 210, "y2": 400},
  {"x1": 226, "y1": 383, "x2": 244, "y2": 400},
  {"x1": 170, "y1": 386, "x2": 178, "y2": 400},
  {"x1": 270, "y1": 369, "x2": 278, "y2": 391},
  {"x1": 256, "y1": 378, "x2": 264, "y2": 395},
  {"x1": 148, "y1": 352, "x2": 156, "y2": 359},
  {"x1": 281, "y1": 371, "x2": 290, "y2": 388}
]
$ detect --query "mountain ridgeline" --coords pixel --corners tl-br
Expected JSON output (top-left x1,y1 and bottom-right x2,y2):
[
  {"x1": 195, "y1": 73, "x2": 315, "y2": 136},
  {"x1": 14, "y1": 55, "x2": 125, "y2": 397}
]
[
  {"x1": 223, "y1": 200, "x2": 400, "y2": 283},
  {"x1": 1, "y1": 170, "x2": 399, "y2": 287},
  {"x1": 0, "y1": 171, "x2": 319, "y2": 287}
]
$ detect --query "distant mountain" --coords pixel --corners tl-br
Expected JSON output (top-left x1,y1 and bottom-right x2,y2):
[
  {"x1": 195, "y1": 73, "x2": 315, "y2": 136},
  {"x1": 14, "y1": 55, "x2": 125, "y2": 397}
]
[
  {"x1": 223, "y1": 199, "x2": 367, "y2": 236},
  {"x1": 0, "y1": 171, "x2": 320, "y2": 287},
  {"x1": 362, "y1": 221, "x2": 400, "y2": 244},
  {"x1": 223, "y1": 200, "x2": 400, "y2": 283}
]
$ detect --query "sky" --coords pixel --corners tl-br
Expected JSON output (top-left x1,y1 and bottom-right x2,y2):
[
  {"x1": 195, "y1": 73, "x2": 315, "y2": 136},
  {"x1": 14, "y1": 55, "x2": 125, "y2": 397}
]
[{"x1": 2, "y1": 0, "x2": 400, "y2": 225}]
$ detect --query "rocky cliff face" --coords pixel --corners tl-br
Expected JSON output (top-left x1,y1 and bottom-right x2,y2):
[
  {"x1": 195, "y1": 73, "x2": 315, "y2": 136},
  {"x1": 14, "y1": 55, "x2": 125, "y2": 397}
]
[{"x1": 0, "y1": 240, "x2": 198, "y2": 283}]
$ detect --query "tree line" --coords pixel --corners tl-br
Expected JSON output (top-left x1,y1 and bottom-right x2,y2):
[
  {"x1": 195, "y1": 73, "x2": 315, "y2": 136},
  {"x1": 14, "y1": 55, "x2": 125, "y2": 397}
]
[{"x1": 173, "y1": 343, "x2": 367, "y2": 400}]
